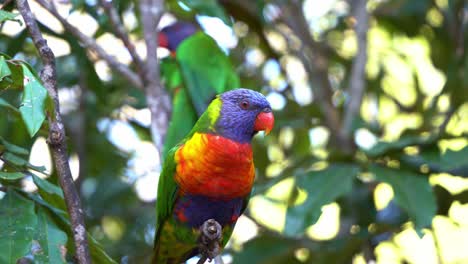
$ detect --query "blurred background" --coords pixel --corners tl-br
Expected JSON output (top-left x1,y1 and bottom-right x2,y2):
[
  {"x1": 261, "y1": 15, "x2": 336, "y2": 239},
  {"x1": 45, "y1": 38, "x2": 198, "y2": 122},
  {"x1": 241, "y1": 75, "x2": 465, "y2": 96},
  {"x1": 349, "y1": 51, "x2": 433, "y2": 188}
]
[{"x1": 0, "y1": 0, "x2": 467, "y2": 263}]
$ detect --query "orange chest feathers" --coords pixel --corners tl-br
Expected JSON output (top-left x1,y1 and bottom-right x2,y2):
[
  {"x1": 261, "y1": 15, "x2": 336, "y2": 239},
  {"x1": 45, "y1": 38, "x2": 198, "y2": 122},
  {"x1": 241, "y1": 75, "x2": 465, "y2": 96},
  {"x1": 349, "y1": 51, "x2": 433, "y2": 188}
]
[{"x1": 174, "y1": 133, "x2": 255, "y2": 198}]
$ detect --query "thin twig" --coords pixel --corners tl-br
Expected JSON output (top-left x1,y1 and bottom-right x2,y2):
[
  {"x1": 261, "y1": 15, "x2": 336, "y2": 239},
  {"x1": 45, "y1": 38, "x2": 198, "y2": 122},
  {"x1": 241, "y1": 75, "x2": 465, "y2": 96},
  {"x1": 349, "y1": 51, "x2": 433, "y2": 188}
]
[
  {"x1": 35, "y1": 0, "x2": 143, "y2": 89},
  {"x1": 15, "y1": 0, "x2": 91, "y2": 263},
  {"x1": 341, "y1": 0, "x2": 369, "y2": 145},
  {"x1": 438, "y1": 108, "x2": 456, "y2": 135},
  {"x1": 139, "y1": 0, "x2": 170, "y2": 156},
  {"x1": 278, "y1": 1, "x2": 345, "y2": 149},
  {"x1": 98, "y1": 0, "x2": 146, "y2": 79}
]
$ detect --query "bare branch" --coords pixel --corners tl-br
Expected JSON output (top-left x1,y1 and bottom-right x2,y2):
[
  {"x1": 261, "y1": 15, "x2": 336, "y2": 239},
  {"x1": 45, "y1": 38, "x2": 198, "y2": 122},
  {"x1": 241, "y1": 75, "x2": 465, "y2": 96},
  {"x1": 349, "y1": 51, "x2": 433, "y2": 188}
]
[
  {"x1": 35, "y1": 0, "x2": 143, "y2": 89},
  {"x1": 278, "y1": 1, "x2": 344, "y2": 147},
  {"x1": 139, "y1": 0, "x2": 170, "y2": 156},
  {"x1": 341, "y1": 0, "x2": 369, "y2": 139},
  {"x1": 15, "y1": 0, "x2": 91, "y2": 263},
  {"x1": 98, "y1": 0, "x2": 146, "y2": 79},
  {"x1": 438, "y1": 108, "x2": 456, "y2": 135}
]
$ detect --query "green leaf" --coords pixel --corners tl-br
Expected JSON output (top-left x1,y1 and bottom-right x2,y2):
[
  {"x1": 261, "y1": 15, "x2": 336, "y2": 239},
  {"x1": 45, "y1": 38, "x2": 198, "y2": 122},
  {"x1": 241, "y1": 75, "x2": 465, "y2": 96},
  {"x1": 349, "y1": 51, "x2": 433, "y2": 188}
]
[
  {"x1": 0, "y1": 55, "x2": 12, "y2": 81},
  {"x1": 163, "y1": 89, "x2": 198, "y2": 157},
  {"x1": 177, "y1": 32, "x2": 240, "y2": 115},
  {"x1": 1, "y1": 152, "x2": 47, "y2": 172},
  {"x1": 402, "y1": 146, "x2": 468, "y2": 177},
  {"x1": 370, "y1": 165, "x2": 436, "y2": 230},
  {"x1": 284, "y1": 164, "x2": 360, "y2": 236},
  {"x1": 0, "y1": 171, "x2": 25, "y2": 180},
  {"x1": 0, "y1": 10, "x2": 22, "y2": 25},
  {"x1": 0, "y1": 136, "x2": 29, "y2": 155},
  {"x1": 232, "y1": 234, "x2": 300, "y2": 264},
  {"x1": 364, "y1": 135, "x2": 436, "y2": 157},
  {"x1": 88, "y1": 233, "x2": 118, "y2": 264},
  {"x1": 19, "y1": 64, "x2": 48, "y2": 137},
  {"x1": 177, "y1": 0, "x2": 231, "y2": 25},
  {"x1": 0, "y1": 98, "x2": 19, "y2": 112},
  {"x1": 29, "y1": 193, "x2": 118, "y2": 264},
  {"x1": 0, "y1": 61, "x2": 24, "y2": 90},
  {"x1": 2, "y1": 151, "x2": 28, "y2": 166},
  {"x1": 33, "y1": 208, "x2": 68, "y2": 264},
  {"x1": 0, "y1": 189, "x2": 37, "y2": 263},
  {"x1": 32, "y1": 174, "x2": 67, "y2": 211}
]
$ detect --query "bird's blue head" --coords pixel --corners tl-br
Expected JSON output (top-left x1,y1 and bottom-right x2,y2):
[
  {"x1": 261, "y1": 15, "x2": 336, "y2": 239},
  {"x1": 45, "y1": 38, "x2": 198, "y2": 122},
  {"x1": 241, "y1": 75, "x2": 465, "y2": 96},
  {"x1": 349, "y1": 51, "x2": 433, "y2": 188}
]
[{"x1": 214, "y1": 89, "x2": 274, "y2": 143}]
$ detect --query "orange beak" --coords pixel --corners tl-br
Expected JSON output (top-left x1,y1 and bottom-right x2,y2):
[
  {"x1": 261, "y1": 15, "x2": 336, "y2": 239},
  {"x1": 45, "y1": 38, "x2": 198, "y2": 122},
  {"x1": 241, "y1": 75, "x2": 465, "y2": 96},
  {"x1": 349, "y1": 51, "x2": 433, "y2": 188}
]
[{"x1": 254, "y1": 110, "x2": 274, "y2": 135}]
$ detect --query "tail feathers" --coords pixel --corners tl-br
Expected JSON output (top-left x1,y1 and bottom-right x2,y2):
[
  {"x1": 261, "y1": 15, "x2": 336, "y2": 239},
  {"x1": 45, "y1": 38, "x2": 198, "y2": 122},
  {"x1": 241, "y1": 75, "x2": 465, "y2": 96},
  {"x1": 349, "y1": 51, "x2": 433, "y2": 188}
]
[
  {"x1": 152, "y1": 243, "x2": 197, "y2": 264},
  {"x1": 152, "y1": 241, "x2": 182, "y2": 264}
]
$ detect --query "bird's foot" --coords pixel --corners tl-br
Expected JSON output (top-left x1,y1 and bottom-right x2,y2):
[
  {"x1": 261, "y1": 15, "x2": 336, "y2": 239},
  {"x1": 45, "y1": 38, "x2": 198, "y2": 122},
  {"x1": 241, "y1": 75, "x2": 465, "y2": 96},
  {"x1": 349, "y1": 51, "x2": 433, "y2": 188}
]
[{"x1": 197, "y1": 219, "x2": 222, "y2": 263}]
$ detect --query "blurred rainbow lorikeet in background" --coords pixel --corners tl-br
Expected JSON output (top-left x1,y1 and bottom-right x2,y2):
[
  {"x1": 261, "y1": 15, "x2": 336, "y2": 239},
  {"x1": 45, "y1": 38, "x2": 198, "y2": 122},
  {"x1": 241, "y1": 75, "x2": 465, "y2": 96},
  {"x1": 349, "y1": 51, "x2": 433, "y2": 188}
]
[
  {"x1": 158, "y1": 21, "x2": 240, "y2": 157},
  {"x1": 153, "y1": 89, "x2": 274, "y2": 263}
]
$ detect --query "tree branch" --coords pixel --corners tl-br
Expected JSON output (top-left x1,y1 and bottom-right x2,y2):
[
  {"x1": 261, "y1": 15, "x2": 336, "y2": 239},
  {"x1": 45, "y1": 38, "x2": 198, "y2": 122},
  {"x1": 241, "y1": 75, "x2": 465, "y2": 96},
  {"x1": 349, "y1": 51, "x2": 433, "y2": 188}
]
[
  {"x1": 139, "y1": 0, "x2": 170, "y2": 156},
  {"x1": 35, "y1": 0, "x2": 143, "y2": 89},
  {"x1": 278, "y1": 1, "x2": 345, "y2": 148},
  {"x1": 16, "y1": 0, "x2": 91, "y2": 263},
  {"x1": 341, "y1": 0, "x2": 369, "y2": 142},
  {"x1": 98, "y1": 0, "x2": 146, "y2": 80}
]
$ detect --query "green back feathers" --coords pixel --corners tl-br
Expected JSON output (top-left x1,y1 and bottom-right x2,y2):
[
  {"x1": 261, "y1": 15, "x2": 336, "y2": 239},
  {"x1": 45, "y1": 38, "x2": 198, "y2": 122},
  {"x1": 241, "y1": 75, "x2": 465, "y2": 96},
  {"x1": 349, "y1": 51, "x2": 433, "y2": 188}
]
[{"x1": 187, "y1": 96, "x2": 222, "y2": 136}]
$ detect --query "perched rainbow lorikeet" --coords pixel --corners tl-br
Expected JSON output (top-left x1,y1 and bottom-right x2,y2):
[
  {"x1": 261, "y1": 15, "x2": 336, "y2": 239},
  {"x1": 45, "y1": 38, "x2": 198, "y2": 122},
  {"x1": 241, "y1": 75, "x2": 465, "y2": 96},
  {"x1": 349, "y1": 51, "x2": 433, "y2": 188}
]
[
  {"x1": 153, "y1": 89, "x2": 274, "y2": 263},
  {"x1": 158, "y1": 21, "x2": 240, "y2": 158},
  {"x1": 158, "y1": 21, "x2": 198, "y2": 53}
]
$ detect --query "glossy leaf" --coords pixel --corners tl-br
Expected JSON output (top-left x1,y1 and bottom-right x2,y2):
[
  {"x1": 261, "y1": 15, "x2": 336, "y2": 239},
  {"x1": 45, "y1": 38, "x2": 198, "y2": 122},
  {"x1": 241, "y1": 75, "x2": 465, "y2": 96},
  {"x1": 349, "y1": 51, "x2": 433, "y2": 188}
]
[
  {"x1": 0, "y1": 60, "x2": 24, "y2": 90},
  {"x1": 32, "y1": 174, "x2": 67, "y2": 211},
  {"x1": 0, "y1": 189, "x2": 37, "y2": 263},
  {"x1": 2, "y1": 151, "x2": 28, "y2": 166},
  {"x1": 0, "y1": 171, "x2": 25, "y2": 180},
  {"x1": 0, "y1": 136, "x2": 29, "y2": 155},
  {"x1": 284, "y1": 164, "x2": 360, "y2": 236},
  {"x1": 19, "y1": 64, "x2": 47, "y2": 137},
  {"x1": 30, "y1": 193, "x2": 118, "y2": 264},
  {"x1": 364, "y1": 135, "x2": 436, "y2": 157},
  {"x1": 0, "y1": 55, "x2": 11, "y2": 81},
  {"x1": 402, "y1": 146, "x2": 468, "y2": 177},
  {"x1": 232, "y1": 234, "x2": 300, "y2": 264},
  {"x1": 0, "y1": 97, "x2": 18, "y2": 111},
  {"x1": 370, "y1": 165, "x2": 436, "y2": 230},
  {"x1": 176, "y1": 32, "x2": 239, "y2": 115},
  {"x1": 33, "y1": 208, "x2": 68, "y2": 264}
]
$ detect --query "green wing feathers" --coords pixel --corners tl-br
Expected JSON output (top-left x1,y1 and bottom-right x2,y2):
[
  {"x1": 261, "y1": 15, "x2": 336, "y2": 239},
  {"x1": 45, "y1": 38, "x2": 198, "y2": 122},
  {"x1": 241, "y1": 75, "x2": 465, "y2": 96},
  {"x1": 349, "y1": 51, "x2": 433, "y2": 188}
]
[{"x1": 153, "y1": 147, "x2": 179, "y2": 261}]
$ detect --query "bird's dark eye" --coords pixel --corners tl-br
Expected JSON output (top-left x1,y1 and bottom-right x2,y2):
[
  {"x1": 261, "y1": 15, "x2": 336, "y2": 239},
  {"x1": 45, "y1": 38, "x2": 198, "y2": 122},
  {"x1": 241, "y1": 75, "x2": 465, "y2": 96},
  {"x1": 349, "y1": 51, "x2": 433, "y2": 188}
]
[{"x1": 240, "y1": 100, "x2": 250, "y2": 110}]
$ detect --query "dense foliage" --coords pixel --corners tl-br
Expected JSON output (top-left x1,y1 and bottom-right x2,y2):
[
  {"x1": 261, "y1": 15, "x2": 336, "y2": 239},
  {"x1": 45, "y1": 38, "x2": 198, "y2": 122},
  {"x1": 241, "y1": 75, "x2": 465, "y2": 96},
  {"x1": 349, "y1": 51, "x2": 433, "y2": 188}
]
[{"x1": 0, "y1": 0, "x2": 467, "y2": 263}]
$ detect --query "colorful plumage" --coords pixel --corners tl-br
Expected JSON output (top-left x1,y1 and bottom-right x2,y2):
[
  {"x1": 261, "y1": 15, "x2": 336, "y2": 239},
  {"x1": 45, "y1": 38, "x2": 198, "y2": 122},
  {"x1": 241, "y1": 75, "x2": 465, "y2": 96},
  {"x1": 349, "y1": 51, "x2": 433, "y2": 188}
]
[
  {"x1": 153, "y1": 89, "x2": 274, "y2": 263},
  {"x1": 159, "y1": 21, "x2": 198, "y2": 53}
]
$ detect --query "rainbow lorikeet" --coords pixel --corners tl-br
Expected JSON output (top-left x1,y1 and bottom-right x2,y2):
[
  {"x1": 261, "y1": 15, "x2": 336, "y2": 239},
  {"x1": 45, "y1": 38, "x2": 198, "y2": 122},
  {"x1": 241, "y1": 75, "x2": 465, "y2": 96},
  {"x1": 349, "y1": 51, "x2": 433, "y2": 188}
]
[
  {"x1": 158, "y1": 21, "x2": 198, "y2": 53},
  {"x1": 153, "y1": 89, "x2": 274, "y2": 263}
]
